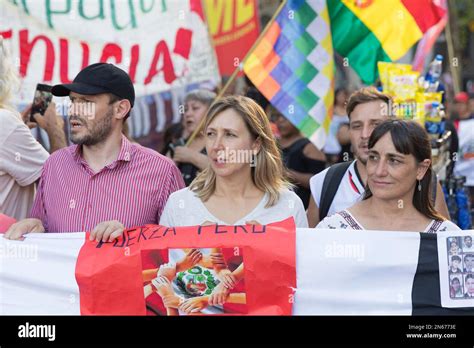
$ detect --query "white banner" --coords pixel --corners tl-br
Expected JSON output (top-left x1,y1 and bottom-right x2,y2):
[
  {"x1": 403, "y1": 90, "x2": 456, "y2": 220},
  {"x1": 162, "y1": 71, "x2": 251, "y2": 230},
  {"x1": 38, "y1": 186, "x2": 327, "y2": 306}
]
[
  {"x1": 0, "y1": 0, "x2": 220, "y2": 103},
  {"x1": 3, "y1": 228, "x2": 464, "y2": 315}
]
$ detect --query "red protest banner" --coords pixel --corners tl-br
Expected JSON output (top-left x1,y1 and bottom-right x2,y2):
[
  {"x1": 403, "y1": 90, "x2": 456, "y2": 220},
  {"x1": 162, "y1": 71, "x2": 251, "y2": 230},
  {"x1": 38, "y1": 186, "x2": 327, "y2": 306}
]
[
  {"x1": 204, "y1": 0, "x2": 260, "y2": 76},
  {"x1": 75, "y1": 218, "x2": 296, "y2": 315}
]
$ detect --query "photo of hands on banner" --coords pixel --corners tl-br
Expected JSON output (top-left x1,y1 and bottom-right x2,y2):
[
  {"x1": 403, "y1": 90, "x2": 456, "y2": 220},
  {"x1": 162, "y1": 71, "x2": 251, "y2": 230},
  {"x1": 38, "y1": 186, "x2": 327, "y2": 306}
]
[{"x1": 142, "y1": 247, "x2": 246, "y2": 315}]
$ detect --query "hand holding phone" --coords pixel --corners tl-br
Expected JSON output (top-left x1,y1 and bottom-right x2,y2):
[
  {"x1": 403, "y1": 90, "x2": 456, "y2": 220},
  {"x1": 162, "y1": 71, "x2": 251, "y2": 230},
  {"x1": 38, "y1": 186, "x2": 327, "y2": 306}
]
[{"x1": 30, "y1": 83, "x2": 53, "y2": 123}]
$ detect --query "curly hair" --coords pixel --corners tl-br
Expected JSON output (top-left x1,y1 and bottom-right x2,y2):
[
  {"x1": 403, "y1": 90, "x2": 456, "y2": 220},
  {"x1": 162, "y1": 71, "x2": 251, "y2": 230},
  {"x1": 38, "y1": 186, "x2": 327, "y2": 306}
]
[{"x1": 0, "y1": 36, "x2": 20, "y2": 111}]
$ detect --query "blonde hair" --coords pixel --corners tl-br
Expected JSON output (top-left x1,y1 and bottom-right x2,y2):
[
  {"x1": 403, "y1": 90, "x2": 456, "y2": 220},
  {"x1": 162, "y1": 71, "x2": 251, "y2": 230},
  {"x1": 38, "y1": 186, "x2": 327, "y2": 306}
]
[
  {"x1": 189, "y1": 95, "x2": 290, "y2": 208},
  {"x1": 0, "y1": 36, "x2": 20, "y2": 111}
]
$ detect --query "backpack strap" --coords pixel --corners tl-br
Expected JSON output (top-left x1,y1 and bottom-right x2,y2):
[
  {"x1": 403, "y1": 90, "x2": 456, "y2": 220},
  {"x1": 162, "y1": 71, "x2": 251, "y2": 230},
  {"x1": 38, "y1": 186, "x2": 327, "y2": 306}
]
[{"x1": 319, "y1": 161, "x2": 353, "y2": 220}]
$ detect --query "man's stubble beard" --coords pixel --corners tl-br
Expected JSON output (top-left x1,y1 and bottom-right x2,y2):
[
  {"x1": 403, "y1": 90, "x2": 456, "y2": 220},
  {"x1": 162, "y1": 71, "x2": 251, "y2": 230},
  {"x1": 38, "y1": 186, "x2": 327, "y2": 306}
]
[{"x1": 71, "y1": 107, "x2": 114, "y2": 146}]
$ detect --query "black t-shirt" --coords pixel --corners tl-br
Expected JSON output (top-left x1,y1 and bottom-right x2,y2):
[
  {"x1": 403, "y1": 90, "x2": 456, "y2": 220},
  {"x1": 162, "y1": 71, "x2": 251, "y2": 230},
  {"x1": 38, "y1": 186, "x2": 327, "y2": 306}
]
[
  {"x1": 280, "y1": 138, "x2": 326, "y2": 209},
  {"x1": 177, "y1": 146, "x2": 207, "y2": 187}
]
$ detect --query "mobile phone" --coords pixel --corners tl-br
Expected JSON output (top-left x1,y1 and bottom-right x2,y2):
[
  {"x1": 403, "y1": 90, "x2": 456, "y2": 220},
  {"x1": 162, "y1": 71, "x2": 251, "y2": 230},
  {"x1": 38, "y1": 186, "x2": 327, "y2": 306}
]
[{"x1": 30, "y1": 83, "x2": 53, "y2": 122}]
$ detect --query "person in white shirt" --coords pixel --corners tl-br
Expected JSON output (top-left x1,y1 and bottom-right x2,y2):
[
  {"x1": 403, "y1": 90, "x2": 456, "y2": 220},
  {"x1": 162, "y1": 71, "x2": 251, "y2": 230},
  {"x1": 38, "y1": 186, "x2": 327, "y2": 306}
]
[
  {"x1": 317, "y1": 120, "x2": 460, "y2": 233},
  {"x1": 0, "y1": 36, "x2": 66, "y2": 220},
  {"x1": 452, "y1": 93, "x2": 474, "y2": 207},
  {"x1": 160, "y1": 95, "x2": 308, "y2": 229},
  {"x1": 307, "y1": 87, "x2": 450, "y2": 227},
  {"x1": 159, "y1": 96, "x2": 307, "y2": 314}
]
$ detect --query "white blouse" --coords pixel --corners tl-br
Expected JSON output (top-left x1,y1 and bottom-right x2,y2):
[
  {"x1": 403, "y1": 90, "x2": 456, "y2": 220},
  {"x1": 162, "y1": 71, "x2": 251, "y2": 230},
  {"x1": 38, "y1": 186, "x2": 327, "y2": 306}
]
[
  {"x1": 317, "y1": 210, "x2": 461, "y2": 233},
  {"x1": 160, "y1": 187, "x2": 309, "y2": 228}
]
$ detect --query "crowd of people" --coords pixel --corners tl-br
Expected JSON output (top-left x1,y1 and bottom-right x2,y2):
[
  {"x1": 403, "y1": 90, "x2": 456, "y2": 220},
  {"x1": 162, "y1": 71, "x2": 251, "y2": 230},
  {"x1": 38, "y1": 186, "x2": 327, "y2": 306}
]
[
  {"x1": 2, "y1": 38, "x2": 473, "y2": 237},
  {"x1": 1, "y1": 35, "x2": 474, "y2": 310}
]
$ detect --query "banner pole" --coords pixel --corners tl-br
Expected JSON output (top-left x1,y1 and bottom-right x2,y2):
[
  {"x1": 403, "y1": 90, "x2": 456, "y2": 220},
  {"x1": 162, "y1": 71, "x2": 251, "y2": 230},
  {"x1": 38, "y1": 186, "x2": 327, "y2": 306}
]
[{"x1": 186, "y1": 0, "x2": 288, "y2": 147}]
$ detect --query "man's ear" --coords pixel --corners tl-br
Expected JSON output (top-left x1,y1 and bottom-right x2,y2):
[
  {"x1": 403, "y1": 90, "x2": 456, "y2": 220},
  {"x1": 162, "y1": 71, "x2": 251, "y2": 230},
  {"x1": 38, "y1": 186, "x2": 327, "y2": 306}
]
[
  {"x1": 115, "y1": 99, "x2": 131, "y2": 121},
  {"x1": 416, "y1": 159, "x2": 431, "y2": 180}
]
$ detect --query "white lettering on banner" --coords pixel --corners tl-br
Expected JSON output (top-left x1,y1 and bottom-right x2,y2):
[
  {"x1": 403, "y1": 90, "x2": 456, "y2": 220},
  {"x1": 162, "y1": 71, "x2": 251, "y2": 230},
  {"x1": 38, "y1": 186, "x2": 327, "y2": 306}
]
[
  {"x1": 0, "y1": 243, "x2": 38, "y2": 262},
  {"x1": 0, "y1": 0, "x2": 220, "y2": 103},
  {"x1": 324, "y1": 241, "x2": 365, "y2": 262},
  {"x1": 18, "y1": 322, "x2": 56, "y2": 341}
]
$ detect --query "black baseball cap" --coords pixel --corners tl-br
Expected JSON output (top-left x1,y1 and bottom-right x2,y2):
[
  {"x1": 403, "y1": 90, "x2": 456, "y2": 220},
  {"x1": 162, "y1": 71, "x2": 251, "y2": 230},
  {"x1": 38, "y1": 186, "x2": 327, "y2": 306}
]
[{"x1": 51, "y1": 63, "x2": 135, "y2": 107}]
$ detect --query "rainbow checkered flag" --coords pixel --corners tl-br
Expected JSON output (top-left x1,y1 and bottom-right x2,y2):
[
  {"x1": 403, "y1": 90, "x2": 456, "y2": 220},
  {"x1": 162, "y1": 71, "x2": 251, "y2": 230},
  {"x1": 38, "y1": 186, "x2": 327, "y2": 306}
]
[{"x1": 243, "y1": 0, "x2": 334, "y2": 149}]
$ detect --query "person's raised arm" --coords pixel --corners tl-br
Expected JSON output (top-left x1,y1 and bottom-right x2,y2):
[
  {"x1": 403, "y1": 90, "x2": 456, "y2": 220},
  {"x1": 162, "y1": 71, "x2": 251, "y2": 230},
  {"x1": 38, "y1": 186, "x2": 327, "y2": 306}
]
[
  {"x1": 28, "y1": 103, "x2": 67, "y2": 153},
  {"x1": 172, "y1": 146, "x2": 209, "y2": 170}
]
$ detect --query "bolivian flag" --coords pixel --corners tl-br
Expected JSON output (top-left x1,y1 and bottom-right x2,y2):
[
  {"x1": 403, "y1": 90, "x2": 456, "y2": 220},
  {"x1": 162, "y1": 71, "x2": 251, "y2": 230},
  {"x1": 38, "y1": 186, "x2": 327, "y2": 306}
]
[{"x1": 329, "y1": 0, "x2": 446, "y2": 84}]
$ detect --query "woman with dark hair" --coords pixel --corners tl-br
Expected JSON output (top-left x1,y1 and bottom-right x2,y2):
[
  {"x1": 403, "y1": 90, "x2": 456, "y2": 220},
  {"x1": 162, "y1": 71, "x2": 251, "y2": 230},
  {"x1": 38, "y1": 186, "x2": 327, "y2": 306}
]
[{"x1": 317, "y1": 120, "x2": 460, "y2": 232}]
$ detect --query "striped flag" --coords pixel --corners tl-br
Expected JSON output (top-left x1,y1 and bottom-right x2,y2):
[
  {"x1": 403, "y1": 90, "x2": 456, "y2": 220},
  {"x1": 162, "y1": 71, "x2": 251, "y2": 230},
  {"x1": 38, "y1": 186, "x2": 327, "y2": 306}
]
[
  {"x1": 329, "y1": 0, "x2": 446, "y2": 84},
  {"x1": 243, "y1": 0, "x2": 334, "y2": 149}
]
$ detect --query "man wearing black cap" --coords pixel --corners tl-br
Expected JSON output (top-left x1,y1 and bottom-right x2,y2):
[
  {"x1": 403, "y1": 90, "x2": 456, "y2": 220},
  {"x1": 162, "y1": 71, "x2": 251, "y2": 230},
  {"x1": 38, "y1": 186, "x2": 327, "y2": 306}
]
[
  {"x1": 6, "y1": 63, "x2": 185, "y2": 241},
  {"x1": 52, "y1": 62, "x2": 136, "y2": 149}
]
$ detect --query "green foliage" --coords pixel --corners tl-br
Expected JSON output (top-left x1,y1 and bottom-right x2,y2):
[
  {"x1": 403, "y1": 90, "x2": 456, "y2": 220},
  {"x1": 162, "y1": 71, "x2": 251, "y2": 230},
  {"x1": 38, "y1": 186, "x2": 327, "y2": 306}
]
[{"x1": 452, "y1": 0, "x2": 474, "y2": 55}]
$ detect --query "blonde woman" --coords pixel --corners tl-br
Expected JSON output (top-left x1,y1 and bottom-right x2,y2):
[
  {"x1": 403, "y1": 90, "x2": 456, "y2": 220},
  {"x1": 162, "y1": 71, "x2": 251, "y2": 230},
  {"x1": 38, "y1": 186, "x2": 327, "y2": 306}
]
[
  {"x1": 0, "y1": 37, "x2": 65, "y2": 220},
  {"x1": 160, "y1": 95, "x2": 308, "y2": 228},
  {"x1": 159, "y1": 96, "x2": 306, "y2": 314}
]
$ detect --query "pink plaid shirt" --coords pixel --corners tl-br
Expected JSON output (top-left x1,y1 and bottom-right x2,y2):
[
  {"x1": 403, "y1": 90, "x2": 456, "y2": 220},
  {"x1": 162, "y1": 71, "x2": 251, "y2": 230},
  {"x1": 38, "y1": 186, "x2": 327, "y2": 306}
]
[{"x1": 29, "y1": 135, "x2": 185, "y2": 232}]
